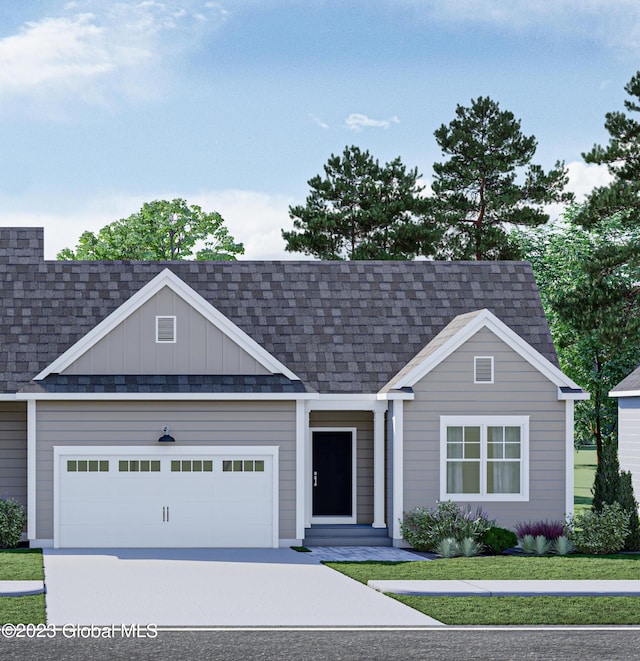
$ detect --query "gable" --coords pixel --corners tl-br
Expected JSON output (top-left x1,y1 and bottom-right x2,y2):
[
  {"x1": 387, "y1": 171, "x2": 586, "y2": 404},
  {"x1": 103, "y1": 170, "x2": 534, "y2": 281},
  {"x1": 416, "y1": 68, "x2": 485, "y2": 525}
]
[
  {"x1": 35, "y1": 269, "x2": 299, "y2": 382},
  {"x1": 60, "y1": 286, "x2": 272, "y2": 376}
]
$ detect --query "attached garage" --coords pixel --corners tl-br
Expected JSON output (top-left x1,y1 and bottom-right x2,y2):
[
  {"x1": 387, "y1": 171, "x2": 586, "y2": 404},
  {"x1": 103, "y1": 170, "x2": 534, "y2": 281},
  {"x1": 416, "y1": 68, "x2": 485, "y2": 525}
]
[{"x1": 54, "y1": 446, "x2": 279, "y2": 548}]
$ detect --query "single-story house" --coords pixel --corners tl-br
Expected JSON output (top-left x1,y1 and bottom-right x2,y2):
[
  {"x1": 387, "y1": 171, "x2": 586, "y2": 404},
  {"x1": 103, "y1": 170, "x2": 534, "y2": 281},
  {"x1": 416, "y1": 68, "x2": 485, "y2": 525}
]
[
  {"x1": 611, "y1": 365, "x2": 640, "y2": 503},
  {"x1": 0, "y1": 227, "x2": 587, "y2": 548}
]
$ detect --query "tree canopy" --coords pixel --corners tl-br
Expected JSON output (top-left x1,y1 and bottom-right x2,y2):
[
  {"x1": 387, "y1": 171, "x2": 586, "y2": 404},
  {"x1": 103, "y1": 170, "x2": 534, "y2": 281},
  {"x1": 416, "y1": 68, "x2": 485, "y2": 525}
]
[
  {"x1": 282, "y1": 145, "x2": 435, "y2": 260},
  {"x1": 431, "y1": 96, "x2": 572, "y2": 260},
  {"x1": 58, "y1": 199, "x2": 244, "y2": 261}
]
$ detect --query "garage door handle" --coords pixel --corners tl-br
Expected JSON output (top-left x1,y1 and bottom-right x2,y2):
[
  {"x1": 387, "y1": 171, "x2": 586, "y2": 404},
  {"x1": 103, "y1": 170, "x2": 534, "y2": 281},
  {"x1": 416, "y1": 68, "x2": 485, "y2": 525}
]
[
  {"x1": 167, "y1": 506, "x2": 170, "y2": 522},
  {"x1": 162, "y1": 506, "x2": 170, "y2": 522}
]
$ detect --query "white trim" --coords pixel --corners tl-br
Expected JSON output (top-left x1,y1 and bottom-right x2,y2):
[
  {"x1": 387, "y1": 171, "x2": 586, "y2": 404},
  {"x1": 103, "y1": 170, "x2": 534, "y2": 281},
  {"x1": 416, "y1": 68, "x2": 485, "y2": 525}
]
[
  {"x1": 27, "y1": 401, "x2": 36, "y2": 541},
  {"x1": 309, "y1": 427, "x2": 357, "y2": 524},
  {"x1": 155, "y1": 315, "x2": 176, "y2": 343},
  {"x1": 439, "y1": 415, "x2": 530, "y2": 502},
  {"x1": 558, "y1": 388, "x2": 590, "y2": 401},
  {"x1": 393, "y1": 309, "x2": 583, "y2": 393},
  {"x1": 35, "y1": 268, "x2": 299, "y2": 381},
  {"x1": 565, "y1": 400, "x2": 575, "y2": 518},
  {"x1": 16, "y1": 392, "x2": 317, "y2": 401},
  {"x1": 53, "y1": 445, "x2": 279, "y2": 549},
  {"x1": 295, "y1": 400, "x2": 307, "y2": 541},
  {"x1": 372, "y1": 404, "x2": 386, "y2": 529},
  {"x1": 391, "y1": 400, "x2": 404, "y2": 541},
  {"x1": 474, "y1": 356, "x2": 494, "y2": 384},
  {"x1": 0, "y1": 394, "x2": 17, "y2": 401}
]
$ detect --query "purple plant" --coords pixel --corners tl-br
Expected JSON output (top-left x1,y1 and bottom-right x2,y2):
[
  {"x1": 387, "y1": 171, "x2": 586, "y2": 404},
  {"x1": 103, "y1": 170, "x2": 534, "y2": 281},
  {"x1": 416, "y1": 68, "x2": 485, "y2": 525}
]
[{"x1": 514, "y1": 519, "x2": 565, "y2": 541}]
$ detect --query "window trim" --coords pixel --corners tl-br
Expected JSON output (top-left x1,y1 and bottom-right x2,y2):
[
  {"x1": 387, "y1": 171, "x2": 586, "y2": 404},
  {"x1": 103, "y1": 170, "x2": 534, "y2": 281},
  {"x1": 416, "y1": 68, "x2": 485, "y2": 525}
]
[
  {"x1": 156, "y1": 315, "x2": 177, "y2": 343},
  {"x1": 474, "y1": 356, "x2": 494, "y2": 384},
  {"x1": 440, "y1": 415, "x2": 529, "y2": 502}
]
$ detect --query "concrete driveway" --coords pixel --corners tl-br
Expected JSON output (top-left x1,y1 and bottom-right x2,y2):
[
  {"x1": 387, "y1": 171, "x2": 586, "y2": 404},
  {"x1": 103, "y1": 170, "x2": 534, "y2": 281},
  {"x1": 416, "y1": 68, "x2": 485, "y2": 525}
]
[{"x1": 43, "y1": 548, "x2": 443, "y2": 627}]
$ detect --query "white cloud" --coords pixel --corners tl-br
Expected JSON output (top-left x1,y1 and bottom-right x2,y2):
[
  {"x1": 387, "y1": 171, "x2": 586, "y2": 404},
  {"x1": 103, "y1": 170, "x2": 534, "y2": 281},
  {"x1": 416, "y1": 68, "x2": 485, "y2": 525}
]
[
  {"x1": 310, "y1": 114, "x2": 329, "y2": 129},
  {"x1": 344, "y1": 113, "x2": 400, "y2": 132},
  {"x1": 0, "y1": 1, "x2": 228, "y2": 115},
  {"x1": 404, "y1": 0, "x2": 640, "y2": 54}
]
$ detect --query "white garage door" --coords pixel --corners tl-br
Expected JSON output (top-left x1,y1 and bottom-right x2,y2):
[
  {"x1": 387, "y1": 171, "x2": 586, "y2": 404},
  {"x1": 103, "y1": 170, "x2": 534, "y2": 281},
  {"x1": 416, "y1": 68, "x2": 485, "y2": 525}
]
[{"x1": 55, "y1": 447, "x2": 277, "y2": 548}]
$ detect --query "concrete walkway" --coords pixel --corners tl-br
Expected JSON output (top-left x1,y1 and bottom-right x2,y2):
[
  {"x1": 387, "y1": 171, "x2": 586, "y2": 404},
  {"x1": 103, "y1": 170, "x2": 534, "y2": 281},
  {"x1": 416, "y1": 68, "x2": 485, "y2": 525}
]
[
  {"x1": 42, "y1": 548, "x2": 443, "y2": 626},
  {"x1": 0, "y1": 581, "x2": 44, "y2": 596},
  {"x1": 369, "y1": 579, "x2": 640, "y2": 597}
]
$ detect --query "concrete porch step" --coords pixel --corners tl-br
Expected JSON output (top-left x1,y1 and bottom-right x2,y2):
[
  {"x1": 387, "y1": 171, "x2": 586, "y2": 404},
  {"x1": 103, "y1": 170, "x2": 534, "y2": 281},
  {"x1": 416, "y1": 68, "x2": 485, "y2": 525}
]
[{"x1": 303, "y1": 524, "x2": 392, "y2": 547}]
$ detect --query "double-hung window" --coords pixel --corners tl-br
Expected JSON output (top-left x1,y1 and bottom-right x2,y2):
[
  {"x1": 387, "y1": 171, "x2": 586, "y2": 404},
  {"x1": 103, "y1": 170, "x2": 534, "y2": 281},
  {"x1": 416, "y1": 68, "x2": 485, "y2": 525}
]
[{"x1": 440, "y1": 416, "x2": 529, "y2": 501}]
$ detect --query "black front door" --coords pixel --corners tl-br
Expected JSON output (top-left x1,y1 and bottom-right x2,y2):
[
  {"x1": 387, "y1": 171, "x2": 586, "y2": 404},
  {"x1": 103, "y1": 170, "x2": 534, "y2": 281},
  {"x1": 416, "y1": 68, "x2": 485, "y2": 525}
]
[{"x1": 312, "y1": 431, "x2": 353, "y2": 517}]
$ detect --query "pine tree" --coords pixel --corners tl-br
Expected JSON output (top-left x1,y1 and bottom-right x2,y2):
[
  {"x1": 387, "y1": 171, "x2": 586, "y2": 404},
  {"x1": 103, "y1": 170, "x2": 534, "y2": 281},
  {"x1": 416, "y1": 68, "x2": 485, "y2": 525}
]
[
  {"x1": 431, "y1": 96, "x2": 571, "y2": 260},
  {"x1": 592, "y1": 439, "x2": 620, "y2": 511}
]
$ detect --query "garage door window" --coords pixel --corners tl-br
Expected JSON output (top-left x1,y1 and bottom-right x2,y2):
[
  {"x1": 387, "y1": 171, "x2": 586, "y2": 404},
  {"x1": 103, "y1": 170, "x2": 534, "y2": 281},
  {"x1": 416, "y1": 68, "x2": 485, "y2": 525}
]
[
  {"x1": 171, "y1": 460, "x2": 213, "y2": 472},
  {"x1": 118, "y1": 460, "x2": 161, "y2": 472},
  {"x1": 222, "y1": 459, "x2": 264, "y2": 472},
  {"x1": 67, "y1": 460, "x2": 109, "y2": 472}
]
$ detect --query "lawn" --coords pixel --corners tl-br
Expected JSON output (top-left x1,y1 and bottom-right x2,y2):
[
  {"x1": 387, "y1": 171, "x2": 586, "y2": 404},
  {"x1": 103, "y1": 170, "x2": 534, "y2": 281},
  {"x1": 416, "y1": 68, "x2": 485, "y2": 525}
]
[
  {"x1": 575, "y1": 445, "x2": 596, "y2": 514},
  {"x1": 325, "y1": 555, "x2": 640, "y2": 625},
  {"x1": 0, "y1": 549, "x2": 46, "y2": 624}
]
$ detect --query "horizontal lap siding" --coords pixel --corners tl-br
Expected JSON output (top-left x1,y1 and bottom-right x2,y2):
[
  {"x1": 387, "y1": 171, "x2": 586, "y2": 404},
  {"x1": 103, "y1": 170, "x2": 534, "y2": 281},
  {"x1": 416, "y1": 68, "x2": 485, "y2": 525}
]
[
  {"x1": 619, "y1": 398, "x2": 640, "y2": 510},
  {"x1": 403, "y1": 327, "x2": 567, "y2": 529},
  {"x1": 35, "y1": 400, "x2": 296, "y2": 540},
  {"x1": 310, "y1": 410, "x2": 374, "y2": 524},
  {"x1": 0, "y1": 402, "x2": 27, "y2": 508}
]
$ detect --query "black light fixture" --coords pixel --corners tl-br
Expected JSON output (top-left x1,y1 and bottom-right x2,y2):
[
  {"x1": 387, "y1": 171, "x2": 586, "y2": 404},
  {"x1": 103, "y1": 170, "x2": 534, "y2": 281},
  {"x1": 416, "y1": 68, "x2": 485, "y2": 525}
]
[{"x1": 158, "y1": 425, "x2": 175, "y2": 443}]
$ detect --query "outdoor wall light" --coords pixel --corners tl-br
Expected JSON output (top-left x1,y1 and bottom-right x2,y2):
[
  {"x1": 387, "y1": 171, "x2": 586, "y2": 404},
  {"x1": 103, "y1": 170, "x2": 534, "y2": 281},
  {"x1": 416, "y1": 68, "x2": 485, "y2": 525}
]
[{"x1": 158, "y1": 426, "x2": 175, "y2": 443}]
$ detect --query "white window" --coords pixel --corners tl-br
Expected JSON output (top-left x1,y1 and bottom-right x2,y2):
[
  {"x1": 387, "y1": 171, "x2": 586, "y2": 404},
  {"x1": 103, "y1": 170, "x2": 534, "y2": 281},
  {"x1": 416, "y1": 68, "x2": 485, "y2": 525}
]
[
  {"x1": 440, "y1": 416, "x2": 529, "y2": 501},
  {"x1": 474, "y1": 356, "x2": 494, "y2": 384},
  {"x1": 156, "y1": 316, "x2": 176, "y2": 343}
]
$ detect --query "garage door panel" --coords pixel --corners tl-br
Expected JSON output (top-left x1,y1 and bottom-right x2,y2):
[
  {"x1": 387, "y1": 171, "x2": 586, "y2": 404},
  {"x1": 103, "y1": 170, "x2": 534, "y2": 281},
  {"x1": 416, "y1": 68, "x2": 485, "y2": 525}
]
[{"x1": 56, "y1": 450, "x2": 276, "y2": 548}]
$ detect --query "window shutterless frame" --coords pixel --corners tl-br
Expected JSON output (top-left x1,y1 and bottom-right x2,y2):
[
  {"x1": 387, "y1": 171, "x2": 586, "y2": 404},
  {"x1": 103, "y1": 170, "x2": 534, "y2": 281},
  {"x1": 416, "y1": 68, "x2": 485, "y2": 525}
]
[{"x1": 440, "y1": 415, "x2": 529, "y2": 502}]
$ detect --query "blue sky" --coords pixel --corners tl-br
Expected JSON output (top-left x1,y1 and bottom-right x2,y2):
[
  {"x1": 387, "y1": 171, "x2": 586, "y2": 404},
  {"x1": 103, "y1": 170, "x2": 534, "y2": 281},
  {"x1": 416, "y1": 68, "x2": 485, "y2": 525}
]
[{"x1": 0, "y1": 1, "x2": 636, "y2": 258}]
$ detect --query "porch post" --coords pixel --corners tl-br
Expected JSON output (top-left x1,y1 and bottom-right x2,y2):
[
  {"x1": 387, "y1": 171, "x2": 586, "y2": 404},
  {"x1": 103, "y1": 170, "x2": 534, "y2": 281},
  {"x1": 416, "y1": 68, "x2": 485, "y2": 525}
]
[
  {"x1": 295, "y1": 400, "x2": 308, "y2": 542},
  {"x1": 372, "y1": 403, "x2": 386, "y2": 528},
  {"x1": 27, "y1": 400, "x2": 36, "y2": 542}
]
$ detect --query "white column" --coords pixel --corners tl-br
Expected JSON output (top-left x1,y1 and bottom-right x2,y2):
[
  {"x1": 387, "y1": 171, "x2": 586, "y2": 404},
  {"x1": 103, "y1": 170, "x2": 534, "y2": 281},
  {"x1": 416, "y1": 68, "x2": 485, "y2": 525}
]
[
  {"x1": 565, "y1": 399, "x2": 575, "y2": 518},
  {"x1": 391, "y1": 400, "x2": 404, "y2": 542},
  {"x1": 372, "y1": 403, "x2": 386, "y2": 528},
  {"x1": 295, "y1": 400, "x2": 308, "y2": 542},
  {"x1": 27, "y1": 400, "x2": 36, "y2": 542}
]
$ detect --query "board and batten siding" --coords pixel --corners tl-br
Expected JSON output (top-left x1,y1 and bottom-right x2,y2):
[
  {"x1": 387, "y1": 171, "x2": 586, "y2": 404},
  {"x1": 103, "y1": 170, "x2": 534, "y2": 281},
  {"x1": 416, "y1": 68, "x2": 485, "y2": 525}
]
[
  {"x1": 403, "y1": 327, "x2": 567, "y2": 529},
  {"x1": 310, "y1": 410, "x2": 374, "y2": 524},
  {"x1": 35, "y1": 400, "x2": 296, "y2": 540},
  {"x1": 0, "y1": 402, "x2": 27, "y2": 509},
  {"x1": 62, "y1": 286, "x2": 271, "y2": 376},
  {"x1": 619, "y1": 397, "x2": 640, "y2": 511}
]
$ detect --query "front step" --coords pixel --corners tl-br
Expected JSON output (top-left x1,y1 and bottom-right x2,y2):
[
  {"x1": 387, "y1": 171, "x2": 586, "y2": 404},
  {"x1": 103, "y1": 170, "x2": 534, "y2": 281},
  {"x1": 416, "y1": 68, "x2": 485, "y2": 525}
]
[{"x1": 303, "y1": 524, "x2": 392, "y2": 547}]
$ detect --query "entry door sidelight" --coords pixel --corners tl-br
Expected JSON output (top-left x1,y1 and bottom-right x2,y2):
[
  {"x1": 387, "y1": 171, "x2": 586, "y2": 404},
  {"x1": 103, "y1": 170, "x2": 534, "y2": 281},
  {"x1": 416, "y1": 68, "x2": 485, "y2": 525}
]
[{"x1": 312, "y1": 431, "x2": 353, "y2": 517}]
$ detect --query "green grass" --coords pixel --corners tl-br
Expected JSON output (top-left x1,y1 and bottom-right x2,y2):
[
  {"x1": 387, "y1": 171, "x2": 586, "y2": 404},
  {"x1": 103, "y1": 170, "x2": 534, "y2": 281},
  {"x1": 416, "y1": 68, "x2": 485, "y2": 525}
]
[
  {"x1": 575, "y1": 445, "x2": 596, "y2": 514},
  {"x1": 0, "y1": 549, "x2": 44, "y2": 580},
  {"x1": 0, "y1": 549, "x2": 46, "y2": 624},
  {"x1": 325, "y1": 554, "x2": 640, "y2": 583},
  {"x1": 391, "y1": 595, "x2": 640, "y2": 625}
]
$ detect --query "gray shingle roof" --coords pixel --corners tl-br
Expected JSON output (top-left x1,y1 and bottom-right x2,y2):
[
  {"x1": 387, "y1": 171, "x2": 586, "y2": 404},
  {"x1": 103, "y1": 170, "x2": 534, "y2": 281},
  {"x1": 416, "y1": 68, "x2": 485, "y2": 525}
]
[
  {"x1": 0, "y1": 228, "x2": 558, "y2": 395},
  {"x1": 611, "y1": 365, "x2": 640, "y2": 394}
]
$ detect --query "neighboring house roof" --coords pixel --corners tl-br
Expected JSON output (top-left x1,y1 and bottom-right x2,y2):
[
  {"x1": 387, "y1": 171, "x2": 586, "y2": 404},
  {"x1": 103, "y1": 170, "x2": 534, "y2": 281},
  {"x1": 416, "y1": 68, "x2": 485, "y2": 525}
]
[
  {"x1": 611, "y1": 365, "x2": 640, "y2": 397},
  {"x1": 0, "y1": 228, "x2": 559, "y2": 395}
]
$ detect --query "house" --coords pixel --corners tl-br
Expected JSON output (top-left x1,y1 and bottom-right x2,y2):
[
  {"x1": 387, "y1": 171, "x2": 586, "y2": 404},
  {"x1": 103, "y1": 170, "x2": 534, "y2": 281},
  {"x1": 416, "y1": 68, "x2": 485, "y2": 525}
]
[
  {"x1": 0, "y1": 227, "x2": 587, "y2": 549},
  {"x1": 611, "y1": 365, "x2": 640, "y2": 504}
]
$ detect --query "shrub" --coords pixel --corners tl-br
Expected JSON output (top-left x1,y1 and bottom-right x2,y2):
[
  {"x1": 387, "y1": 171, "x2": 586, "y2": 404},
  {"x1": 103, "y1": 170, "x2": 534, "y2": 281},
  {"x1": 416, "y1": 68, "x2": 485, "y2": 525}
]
[
  {"x1": 0, "y1": 498, "x2": 25, "y2": 549},
  {"x1": 552, "y1": 535, "x2": 574, "y2": 555},
  {"x1": 520, "y1": 534, "x2": 536, "y2": 554},
  {"x1": 435, "y1": 537, "x2": 459, "y2": 558},
  {"x1": 564, "y1": 502, "x2": 631, "y2": 554},
  {"x1": 533, "y1": 535, "x2": 552, "y2": 556},
  {"x1": 480, "y1": 526, "x2": 517, "y2": 554},
  {"x1": 514, "y1": 519, "x2": 565, "y2": 541},
  {"x1": 401, "y1": 501, "x2": 494, "y2": 552},
  {"x1": 459, "y1": 537, "x2": 482, "y2": 557},
  {"x1": 592, "y1": 440, "x2": 619, "y2": 511},
  {"x1": 617, "y1": 471, "x2": 640, "y2": 551}
]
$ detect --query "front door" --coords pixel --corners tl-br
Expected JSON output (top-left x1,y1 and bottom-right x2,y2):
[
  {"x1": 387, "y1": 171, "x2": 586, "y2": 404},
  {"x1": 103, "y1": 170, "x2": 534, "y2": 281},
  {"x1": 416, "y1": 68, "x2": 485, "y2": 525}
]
[{"x1": 312, "y1": 431, "x2": 353, "y2": 517}]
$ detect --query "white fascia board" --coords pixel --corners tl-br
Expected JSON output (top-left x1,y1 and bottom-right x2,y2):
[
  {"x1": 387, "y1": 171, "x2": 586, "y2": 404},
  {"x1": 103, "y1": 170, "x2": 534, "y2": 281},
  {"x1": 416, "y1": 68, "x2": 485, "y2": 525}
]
[
  {"x1": 394, "y1": 309, "x2": 583, "y2": 392},
  {"x1": 609, "y1": 390, "x2": 640, "y2": 398},
  {"x1": 377, "y1": 391, "x2": 414, "y2": 401},
  {"x1": 35, "y1": 268, "x2": 300, "y2": 382},
  {"x1": 558, "y1": 388, "x2": 590, "y2": 401},
  {"x1": 16, "y1": 391, "x2": 318, "y2": 402},
  {"x1": 0, "y1": 394, "x2": 17, "y2": 400},
  {"x1": 311, "y1": 394, "x2": 392, "y2": 411}
]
